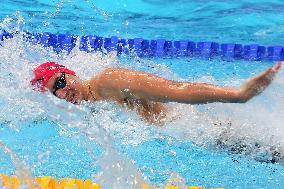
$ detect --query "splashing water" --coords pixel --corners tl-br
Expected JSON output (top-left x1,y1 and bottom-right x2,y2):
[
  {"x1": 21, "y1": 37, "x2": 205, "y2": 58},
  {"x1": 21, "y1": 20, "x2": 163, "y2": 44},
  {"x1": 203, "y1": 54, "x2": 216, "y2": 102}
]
[
  {"x1": 0, "y1": 14, "x2": 162, "y2": 187},
  {"x1": 160, "y1": 68, "x2": 284, "y2": 164},
  {"x1": 1, "y1": 13, "x2": 284, "y2": 188},
  {"x1": 0, "y1": 141, "x2": 38, "y2": 188}
]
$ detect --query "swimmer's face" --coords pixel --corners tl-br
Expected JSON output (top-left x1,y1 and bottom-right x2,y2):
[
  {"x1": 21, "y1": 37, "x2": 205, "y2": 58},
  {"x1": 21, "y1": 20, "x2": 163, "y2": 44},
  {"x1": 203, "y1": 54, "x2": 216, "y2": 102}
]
[{"x1": 45, "y1": 72, "x2": 84, "y2": 105}]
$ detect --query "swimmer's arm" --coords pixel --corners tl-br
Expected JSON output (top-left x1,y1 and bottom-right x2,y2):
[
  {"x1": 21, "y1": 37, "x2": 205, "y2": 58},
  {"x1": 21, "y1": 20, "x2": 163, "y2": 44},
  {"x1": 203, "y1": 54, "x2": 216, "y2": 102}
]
[{"x1": 97, "y1": 63, "x2": 281, "y2": 104}]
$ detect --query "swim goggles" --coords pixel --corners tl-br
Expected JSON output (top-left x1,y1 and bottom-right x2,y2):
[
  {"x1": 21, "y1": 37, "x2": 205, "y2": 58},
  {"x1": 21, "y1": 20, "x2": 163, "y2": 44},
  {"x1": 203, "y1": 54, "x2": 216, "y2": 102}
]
[{"x1": 53, "y1": 72, "x2": 66, "y2": 96}]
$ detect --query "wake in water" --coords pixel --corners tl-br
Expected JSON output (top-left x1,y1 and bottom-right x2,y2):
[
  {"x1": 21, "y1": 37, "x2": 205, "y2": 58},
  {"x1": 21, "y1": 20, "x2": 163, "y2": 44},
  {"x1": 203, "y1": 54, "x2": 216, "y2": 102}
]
[
  {"x1": 160, "y1": 74, "x2": 284, "y2": 164},
  {"x1": 1, "y1": 16, "x2": 284, "y2": 188},
  {"x1": 0, "y1": 31, "x2": 142, "y2": 189}
]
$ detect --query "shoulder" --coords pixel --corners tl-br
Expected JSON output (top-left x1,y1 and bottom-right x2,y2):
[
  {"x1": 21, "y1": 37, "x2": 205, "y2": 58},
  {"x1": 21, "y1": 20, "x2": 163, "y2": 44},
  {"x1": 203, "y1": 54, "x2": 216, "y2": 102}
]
[
  {"x1": 95, "y1": 68, "x2": 129, "y2": 87},
  {"x1": 100, "y1": 68, "x2": 131, "y2": 74},
  {"x1": 98, "y1": 68, "x2": 133, "y2": 79},
  {"x1": 93, "y1": 68, "x2": 137, "y2": 98}
]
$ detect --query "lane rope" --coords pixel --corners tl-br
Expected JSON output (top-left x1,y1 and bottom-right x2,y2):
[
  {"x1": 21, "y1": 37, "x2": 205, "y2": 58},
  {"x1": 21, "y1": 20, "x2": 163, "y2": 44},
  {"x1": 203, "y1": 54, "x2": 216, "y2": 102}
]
[{"x1": 1, "y1": 30, "x2": 283, "y2": 61}]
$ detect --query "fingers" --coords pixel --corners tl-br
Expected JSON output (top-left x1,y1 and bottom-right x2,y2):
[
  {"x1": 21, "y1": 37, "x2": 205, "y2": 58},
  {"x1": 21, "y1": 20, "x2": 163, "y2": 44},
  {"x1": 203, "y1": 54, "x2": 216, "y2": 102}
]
[
  {"x1": 262, "y1": 62, "x2": 281, "y2": 79},
  {"x1": 267, "y1": 62, "x2": 282, "y2": 80},
  {"x1": 273, "y1": 62, "x2": 282, "y2": 72},
  {"x1": 257, "y1": 67, "x2": 273, "y2": 80},
  {"x1": 240, "y1": 62, "x2": 281, "y2": 102}
]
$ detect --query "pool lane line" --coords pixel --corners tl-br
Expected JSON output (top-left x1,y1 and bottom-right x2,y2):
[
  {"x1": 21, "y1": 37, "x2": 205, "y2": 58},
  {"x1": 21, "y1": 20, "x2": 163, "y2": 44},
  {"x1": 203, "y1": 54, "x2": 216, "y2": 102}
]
[
  {"x1": 0, "y1": 174, "x2": 225, "y2": 189},
  {"x1": 1, "y1": 30, "x2": 282, "y2": 61}
]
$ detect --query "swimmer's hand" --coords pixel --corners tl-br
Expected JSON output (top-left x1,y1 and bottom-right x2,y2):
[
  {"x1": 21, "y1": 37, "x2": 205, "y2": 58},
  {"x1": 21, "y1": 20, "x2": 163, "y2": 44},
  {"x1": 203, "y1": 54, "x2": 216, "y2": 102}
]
[{"x1": 238, "y1": 62, "x2": 281, "y2": 102}]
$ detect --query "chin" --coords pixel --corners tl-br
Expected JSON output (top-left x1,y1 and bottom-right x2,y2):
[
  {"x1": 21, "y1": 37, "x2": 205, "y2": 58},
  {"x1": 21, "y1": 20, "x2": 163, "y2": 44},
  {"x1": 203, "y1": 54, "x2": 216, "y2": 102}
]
[
  {"x1": 75, "y1": 97, "x2": 83, "y2": 105},
  {"x1": 70, "y1": 98, "x2": 80, "y2": 105},
  {"x1": 71, "y1": 92, "x2": 82, "y2": 105},
  {"x1": 75, "y1": 100, "x2": 81, "y2": 105}
]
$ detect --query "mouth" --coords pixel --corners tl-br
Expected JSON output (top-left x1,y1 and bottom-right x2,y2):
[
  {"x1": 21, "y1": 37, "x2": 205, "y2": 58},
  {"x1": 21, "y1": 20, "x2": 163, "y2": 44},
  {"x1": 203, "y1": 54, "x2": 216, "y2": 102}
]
[{"x1": 67, "y1": 91, "x2": 78, "y2": 104}]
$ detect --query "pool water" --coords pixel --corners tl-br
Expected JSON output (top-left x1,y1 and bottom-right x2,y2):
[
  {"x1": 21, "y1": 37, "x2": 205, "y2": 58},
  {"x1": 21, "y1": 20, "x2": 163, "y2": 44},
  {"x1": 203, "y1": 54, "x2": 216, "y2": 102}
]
[
  {"x1": 0, "y1": 1, "x2": 284, "y2": 189},
  {"x1": 1, "y1": 0, "x2": 284, "y2": 45}
]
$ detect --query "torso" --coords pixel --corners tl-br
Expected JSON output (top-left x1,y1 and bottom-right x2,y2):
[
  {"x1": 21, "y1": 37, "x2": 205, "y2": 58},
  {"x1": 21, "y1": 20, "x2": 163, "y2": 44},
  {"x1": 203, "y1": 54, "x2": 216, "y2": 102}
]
[{"x1": 88, "y1": 75, "x2": 167, "y2": 124}]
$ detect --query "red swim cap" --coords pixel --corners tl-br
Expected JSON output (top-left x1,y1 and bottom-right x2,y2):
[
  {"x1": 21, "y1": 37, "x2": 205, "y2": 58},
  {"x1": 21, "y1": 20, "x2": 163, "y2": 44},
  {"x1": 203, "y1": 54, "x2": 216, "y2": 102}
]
[{"x1": 31, "y1": 62, "x2": 76, "y2": 91}]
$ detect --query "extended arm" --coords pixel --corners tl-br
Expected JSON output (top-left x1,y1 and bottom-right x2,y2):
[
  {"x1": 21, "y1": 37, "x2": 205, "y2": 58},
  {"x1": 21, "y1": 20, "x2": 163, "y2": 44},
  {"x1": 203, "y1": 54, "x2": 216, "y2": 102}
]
[{"x1": 96, "y1": 63, "x2": 281, "y2": 104}]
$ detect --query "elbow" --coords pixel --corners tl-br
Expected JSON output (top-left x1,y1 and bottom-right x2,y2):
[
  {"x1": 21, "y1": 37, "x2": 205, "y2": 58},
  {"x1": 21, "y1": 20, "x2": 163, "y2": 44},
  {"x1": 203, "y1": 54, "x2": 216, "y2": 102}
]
[
  {"x1": 236, "y1": 97, "x2": 249, "y2": 103},
  {"x1": 234, "y1": 90, "x2": 250, "y2": 103}
]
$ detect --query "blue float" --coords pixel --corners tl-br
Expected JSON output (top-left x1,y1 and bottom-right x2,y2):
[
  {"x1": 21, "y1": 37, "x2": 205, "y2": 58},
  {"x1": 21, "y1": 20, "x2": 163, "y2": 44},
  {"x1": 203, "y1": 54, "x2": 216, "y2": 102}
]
[
  {"x1": 60, "y1": 34, "x2": 77, "y2": 53},
  {"x1": 267, "y1": 46, "x2": 284, "y2": 61},
  {"x1": 31, "y1": 33, "x2": 43, "y2": 45},
  {"x1": 94, "y1": 36, "x2": 104, "y2": 51},
  {"x1": 141, "y1": 40, "x2": 150, "y2": 56},
  {"x1": 40, "y1": 32, "x2": 51, "y2": 47},
  {"x1": 0, "y1": 30, "x2": 13, "y2": 41},
  {"x1": 48, "y1": 34, "x2": 59, "y2": 50},
  {"x1": 0, "y1": 30, "x2": 3, "y2": 41},
  {"x1": 80, "y1": 35, "x2": 96, "y2": 52},
  {"x1": 187, "y1": 41, "x2": 196, "y2": 55},
  {"x1": 173, "y1": 41, "x2": 189, "y2": 56},
  {"x1": 104, "y1": 36, "x2": 118, "y2": 52},
  {"x1": 197, "y1": 42, "x2": 219, "y2": 57},
  {"x1": 221, "y1": 43, "x2": 243, "y2": 60},
  {"x1": 163, "y1": 41, "x2": 172, "y2": 56},
  {"x1": 243, "y1": 44, "x2": 266, "y2": 61},
  {"x1": 132, "y1": 38, "x2": 144, "y2": 56},
  {"x1": 150, "y1": 39, "x2": 165, "y2": 57},
  {"x1": 117, "y1": 38, "x2": 129, "y2": 55}
]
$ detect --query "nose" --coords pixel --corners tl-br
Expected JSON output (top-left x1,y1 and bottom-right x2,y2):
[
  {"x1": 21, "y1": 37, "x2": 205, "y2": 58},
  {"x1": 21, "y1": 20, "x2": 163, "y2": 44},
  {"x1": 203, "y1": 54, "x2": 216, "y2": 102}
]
[{"x1": 55, "y1": 89, "x2": 67, "y2": 99}]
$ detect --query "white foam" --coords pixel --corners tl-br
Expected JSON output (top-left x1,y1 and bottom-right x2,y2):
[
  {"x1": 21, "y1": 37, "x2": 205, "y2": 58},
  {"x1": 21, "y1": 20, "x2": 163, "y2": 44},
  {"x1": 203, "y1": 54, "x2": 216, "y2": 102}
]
[{"x1": 1, "y1": 14, "x2": 284, "y2": 188}]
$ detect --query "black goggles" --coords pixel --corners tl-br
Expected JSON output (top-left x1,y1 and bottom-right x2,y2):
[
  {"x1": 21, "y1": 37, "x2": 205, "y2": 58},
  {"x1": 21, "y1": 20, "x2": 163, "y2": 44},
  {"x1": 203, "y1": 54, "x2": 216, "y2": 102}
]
[{"x1": 53, "y1": 72, "x2": 66, "y2": 96}]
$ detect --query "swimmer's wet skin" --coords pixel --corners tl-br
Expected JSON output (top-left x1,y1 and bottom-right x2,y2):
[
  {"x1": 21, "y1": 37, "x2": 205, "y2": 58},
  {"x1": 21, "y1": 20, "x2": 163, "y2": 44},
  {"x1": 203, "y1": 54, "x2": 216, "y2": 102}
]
[{"x1": 31, "y1": 62, "x2": 281, "y2": 123}]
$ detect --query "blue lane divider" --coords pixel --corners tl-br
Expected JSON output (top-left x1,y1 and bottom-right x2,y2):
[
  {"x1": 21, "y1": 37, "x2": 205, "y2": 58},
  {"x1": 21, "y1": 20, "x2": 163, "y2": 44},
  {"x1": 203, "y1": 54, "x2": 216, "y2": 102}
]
[
  {"x1": 80, "y1": 35, "x2": 96, "y2": 52},
  {"x1": 0, "y1": 30, "x2": 13, "y2": 42},
  {"x1": 40, "y1": 32, "x2": 50, "y2": 47},
  {"x1": 197, "y1": 42, "x2": 219, "y2": 57},
  {"x1": 150, "y1": 39, "x2": 164, "y2": 56},
  {"x1": 267, "y1": 46, "x2": 284, "y2": 60},
  {"x1": 1, "y1": 30, "x2": 284, "y2": 61},
  {"x1": 221, "y1": 43, "x2": 243, "y2": 60},
  {"x1": 243, "y1": 44, "x2": 266, "y2": 61},
  {"x1": 104, "y1": 36, "x2": 118, "y2": 52},
  {"x1": 131, "y1": 38, "x2": 144, "y2": 56}
]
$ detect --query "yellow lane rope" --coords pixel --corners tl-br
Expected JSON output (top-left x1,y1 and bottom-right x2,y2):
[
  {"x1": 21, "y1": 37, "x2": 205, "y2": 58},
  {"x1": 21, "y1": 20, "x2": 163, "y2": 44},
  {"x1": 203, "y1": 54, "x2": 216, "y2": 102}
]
[{"x1": 0, "y1": 174, "x2": 224, "y2": 189}]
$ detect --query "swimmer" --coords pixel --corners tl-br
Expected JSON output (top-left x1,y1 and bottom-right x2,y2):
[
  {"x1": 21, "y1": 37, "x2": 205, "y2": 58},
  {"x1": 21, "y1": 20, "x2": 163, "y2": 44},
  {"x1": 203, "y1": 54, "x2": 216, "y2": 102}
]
[{"x1": 31, "y1": 62, "x2": 281, "y2": 123}]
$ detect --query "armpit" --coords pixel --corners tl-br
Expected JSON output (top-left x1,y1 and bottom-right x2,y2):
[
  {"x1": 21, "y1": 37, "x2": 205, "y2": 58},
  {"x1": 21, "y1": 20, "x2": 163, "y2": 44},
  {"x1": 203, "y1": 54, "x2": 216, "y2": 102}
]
[{"x1": 122, "y1": 98, "x2": 168, "y2": 125}]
